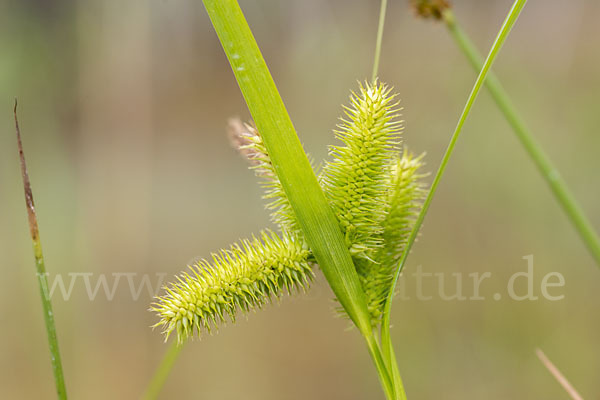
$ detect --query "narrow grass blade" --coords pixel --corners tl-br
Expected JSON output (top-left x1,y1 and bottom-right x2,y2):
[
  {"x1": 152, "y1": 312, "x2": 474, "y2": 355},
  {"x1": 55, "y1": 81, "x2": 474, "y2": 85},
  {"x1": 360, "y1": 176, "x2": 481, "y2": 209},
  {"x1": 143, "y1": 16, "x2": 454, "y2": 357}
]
[
  {"x1": 442, "y1": 9, "x2": 600, "y2": 267},
  {"x1": 536, "y1": 349, "x2": 584, "y2": 400},
  {"x1": 201, "y1": 0, "x2": 372, "y2": 338},
  {"x1": 200, "y1": 0, "x2": 393, "y2": 396},
  {"x1": 14, "y1": 100, "x2": 68, "y2": 399},
  {"x1": 381, "y1": 0, "x2": 528, "y2": 374}
]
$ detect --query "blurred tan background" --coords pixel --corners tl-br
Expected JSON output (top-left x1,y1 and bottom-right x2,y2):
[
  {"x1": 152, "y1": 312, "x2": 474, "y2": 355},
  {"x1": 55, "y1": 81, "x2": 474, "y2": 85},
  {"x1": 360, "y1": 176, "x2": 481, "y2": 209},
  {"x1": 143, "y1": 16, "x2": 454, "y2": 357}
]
[{"x1": 1, "y1": 0, "x2": 599, "y2": 398}]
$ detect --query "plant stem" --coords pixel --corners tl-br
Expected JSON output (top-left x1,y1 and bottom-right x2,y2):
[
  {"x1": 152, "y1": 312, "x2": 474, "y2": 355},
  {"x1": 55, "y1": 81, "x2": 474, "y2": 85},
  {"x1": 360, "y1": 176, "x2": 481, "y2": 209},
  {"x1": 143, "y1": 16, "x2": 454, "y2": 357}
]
[
  {"x1": 380, "y1": 0, "x2": 528, "y2": 378},
  {"x1": 143, "y1": 341, "x2": 183, "y2": 400},
  {"x1": 382, "y1": 339, "x2": 406, "y2": 400},
  {"x1": 443, "y1": 9, "x2": 600, "y2": 267},
  {"x1": 371, "y1": 0, "x2": 388, "y2": 82},
  {"x1": 364, "y1": 334, "x2": 397, "y2": 400},
  {"x1": 14, "y1": 100, "x2": 68, "y2": 400}
]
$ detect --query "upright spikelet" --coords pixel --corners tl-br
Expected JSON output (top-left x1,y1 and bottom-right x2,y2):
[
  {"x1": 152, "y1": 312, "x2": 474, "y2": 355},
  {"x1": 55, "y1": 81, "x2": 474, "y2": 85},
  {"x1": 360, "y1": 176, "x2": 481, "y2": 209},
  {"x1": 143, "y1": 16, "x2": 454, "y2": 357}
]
[
  {"x1": 359, "y1": 150, "x2": 426, "y2": 325},
  {"x1": 228, "y1": 118, "x2": 301, "y2": 235},
  {"x1": 318, "y1": 82, "x2": 428, "y2": 326},
  {"x1": 380, "y1": 150, "x2": 426, "y2": 269},
  {"x1": 152, "y1": 230, "x2": 312, "y2": 343},
  {"x1": 321, "y1": 81, "x2": 402, "y2": 261}
]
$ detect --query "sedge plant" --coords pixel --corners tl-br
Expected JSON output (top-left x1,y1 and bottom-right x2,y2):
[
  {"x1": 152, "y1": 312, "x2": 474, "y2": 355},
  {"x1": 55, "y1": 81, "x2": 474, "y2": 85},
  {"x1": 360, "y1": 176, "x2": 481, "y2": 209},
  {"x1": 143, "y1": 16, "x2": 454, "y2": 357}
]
[
  {"x1": 152, "y1": 81, "x2": 425, "y2": 399},
  {"x1": 13, "y1": 1, "x2": 592, "y2": 398},
  {"x1": 148, "y1": 0, "x2": 529, "y2": 398}
]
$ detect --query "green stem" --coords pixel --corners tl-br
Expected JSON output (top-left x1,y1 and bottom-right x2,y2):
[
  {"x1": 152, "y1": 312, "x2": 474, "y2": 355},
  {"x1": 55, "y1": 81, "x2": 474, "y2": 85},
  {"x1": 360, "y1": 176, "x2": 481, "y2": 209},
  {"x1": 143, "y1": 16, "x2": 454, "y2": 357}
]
[
  {"x1": 443, "y1": 9, "x2": 600, "y2": 267},
  {"x1": 381, "y1": 336, "x2": 406, "y2": 400},
  {"x1": 370, "y1": 1, "x2": 409, "y2": 397},
  {"x1": 364, "y1": 334, "x2": 396, "y2": 400},
  {"x1": 381, "y1": 0, "x2": 528, "y2": 376},
  {"x1": 14, "y1": 100, "x2": 68, "y2": 399},
  {"x1": 143, "y1": 341, "x2": 183, "y2": 400},
  {"x1": 371, "y1": 0, "x2": 388, "y2": 82}
]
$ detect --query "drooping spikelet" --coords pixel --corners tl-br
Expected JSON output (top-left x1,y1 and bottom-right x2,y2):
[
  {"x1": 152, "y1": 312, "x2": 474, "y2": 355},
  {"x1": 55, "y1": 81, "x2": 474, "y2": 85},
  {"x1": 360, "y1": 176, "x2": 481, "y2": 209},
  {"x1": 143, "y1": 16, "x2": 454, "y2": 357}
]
[
  {"x1": 228, "y1": 118, "x2": 301, "y2": 235},
  {"x1": 152, "y1": 230, "x2": 313, "y2": 343},
  {"x1": 321, "y1": 81, "x2": 402, "y2": 261},
  {"x1": 358, "y1": 150, "x2": 426, "y2": 325}
]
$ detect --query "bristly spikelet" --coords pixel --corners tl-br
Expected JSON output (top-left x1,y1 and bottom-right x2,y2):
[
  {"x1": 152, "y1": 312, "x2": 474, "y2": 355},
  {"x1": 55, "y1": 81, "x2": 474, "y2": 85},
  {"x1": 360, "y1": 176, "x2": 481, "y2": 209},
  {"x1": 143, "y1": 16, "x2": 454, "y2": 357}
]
[
  {"x1": 380, "y1": 150, "x2": 427, "y2": 269},
  {"x1": 228, "y1": 118, "x2": 301, "y2": 235},
  {"x1": 321, "y1": 81, "x2": 402, "y2": 261},
  {"x1": 152, "y1": 230, "x2": 312, "y2": 343},
  {"x1": 359, "y1": 150, "x2": 426, "y2": 325}
]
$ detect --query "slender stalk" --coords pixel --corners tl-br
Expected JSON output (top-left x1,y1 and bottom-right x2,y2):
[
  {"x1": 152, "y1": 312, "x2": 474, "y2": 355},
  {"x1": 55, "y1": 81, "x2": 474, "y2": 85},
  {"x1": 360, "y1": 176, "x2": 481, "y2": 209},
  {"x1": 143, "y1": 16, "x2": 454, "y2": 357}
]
[
  {"x1": 14, "y1": 100, "x2": 68, "y2": 399},
  {"x1": 143, "y1": 341, "x2": 183, "y2": 400},
  {"x1": 370, "y1": 2, "x2": 409, "y2": 397},
  {"x1": 383, "y1": 341, "x2": 406, "y2": 400},
  {"x1": 371, "y1": 0, "x2": 389, "y2": 82},
  {"x1": 443, "y1": 9, "x2": 600, "y2": 267},
  {"x1": 535, "y1": 349, "x2": 584, "y2": 400},
  {"x1": 364, "y1": 335, "x2": 396, "y2": 400},
  {"x1": 381, "y1": 0, "x2": 528, "y2": 376}
]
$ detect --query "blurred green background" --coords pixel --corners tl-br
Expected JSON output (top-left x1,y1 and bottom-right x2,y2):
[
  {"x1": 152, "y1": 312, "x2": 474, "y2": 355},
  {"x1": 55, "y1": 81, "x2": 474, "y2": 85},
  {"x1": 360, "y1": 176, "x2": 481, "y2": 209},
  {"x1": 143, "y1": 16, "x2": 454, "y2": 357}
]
[{"x1": 1, "y1": 0, "x2": 599, "y2": 398}]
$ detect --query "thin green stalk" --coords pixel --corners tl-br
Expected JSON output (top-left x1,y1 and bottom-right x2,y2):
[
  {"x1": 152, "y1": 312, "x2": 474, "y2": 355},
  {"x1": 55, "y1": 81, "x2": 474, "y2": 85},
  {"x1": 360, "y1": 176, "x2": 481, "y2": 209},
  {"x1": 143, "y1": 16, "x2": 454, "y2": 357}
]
[
  {"x1": 143, "y1": 341, "x2": 183, "y2": 400},
  {"x1": 370, "y1": 2, "x2": 408, "y2": 397},
  {"x1": 14, "y1": 100, "x2": 67, "y2": 399},
  {"x1": 381, "y1": 0, "x2": 528, "y2": 374},
  {"x1": 372, "y1": 0, "x2": 389, "y2": 82},
  {"x1": 365, "y1": 334, "x2": 397, "y2": 400},
  {"x1": 201, "y1": 0, "x2": 394, "y2": 397},
  {"x1": 382, "y1": 341, "x2": 406, "y2": 400},
  {"x1": 443, "y1": 9, "x2": 600, "y2": 267}
]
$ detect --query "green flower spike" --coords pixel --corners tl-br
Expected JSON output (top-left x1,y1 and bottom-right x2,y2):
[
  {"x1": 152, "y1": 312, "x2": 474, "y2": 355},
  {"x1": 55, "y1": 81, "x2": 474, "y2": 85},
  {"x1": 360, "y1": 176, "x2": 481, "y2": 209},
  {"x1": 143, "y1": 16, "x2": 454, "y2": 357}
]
[
  {"x1": 321, "y1": 82, "x2": 426, "y2": 326},
  {"x1": 152, "y1": 230, "x2": 312, "y2": 343},
  {"x1": 321, "y1": 81, "x2": 401, "y2": 261},
  {"x1": 381, "y1": 151, "x2": 427, "y2": 269},
  {"x1": 360, "y1": 150, "x2": 426, "y2": 325}
]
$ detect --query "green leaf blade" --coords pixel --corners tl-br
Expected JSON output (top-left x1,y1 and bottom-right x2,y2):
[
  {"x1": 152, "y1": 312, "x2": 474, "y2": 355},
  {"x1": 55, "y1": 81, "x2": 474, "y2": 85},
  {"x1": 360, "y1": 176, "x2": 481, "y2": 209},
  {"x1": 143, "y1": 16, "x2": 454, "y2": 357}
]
[
  {"x1": 202, "y1": 0, "x2": 374, "y2": 338},
  {"x1": 381, "y1": 0, "x2": 529, "y2": 387}
]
